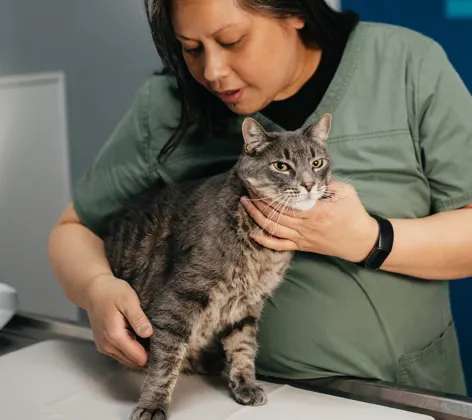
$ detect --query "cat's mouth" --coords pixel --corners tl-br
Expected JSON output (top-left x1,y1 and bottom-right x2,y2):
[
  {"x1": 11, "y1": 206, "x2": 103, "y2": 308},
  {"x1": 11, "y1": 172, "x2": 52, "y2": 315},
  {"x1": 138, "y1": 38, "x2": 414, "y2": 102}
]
[
  {"x1": 267, "y1": 191, "x2": 323, "y2": 212},
  {"x1": 290, "y1": 198, "x2": 318, "y2": 211},
  {"x1": 289, "y1": 194, "x2": 323, "y2": 211},
  {"x1": 282, "y1": 187, "x2": 330, "y2": 211},
  {"x1": 246, "y1": 186, "x2": 326, "y2": 212}
]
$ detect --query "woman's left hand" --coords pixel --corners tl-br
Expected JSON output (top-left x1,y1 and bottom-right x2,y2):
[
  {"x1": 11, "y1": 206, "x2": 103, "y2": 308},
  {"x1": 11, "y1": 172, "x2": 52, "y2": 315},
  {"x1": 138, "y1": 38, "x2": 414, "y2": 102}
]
[{"x1": 240, "y1": 181, "x2": 379, "y2": 263}]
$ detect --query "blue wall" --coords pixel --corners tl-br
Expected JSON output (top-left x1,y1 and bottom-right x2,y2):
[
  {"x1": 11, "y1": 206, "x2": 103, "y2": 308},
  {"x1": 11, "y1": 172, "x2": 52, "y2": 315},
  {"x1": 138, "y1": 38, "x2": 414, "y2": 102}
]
[
  {"x1": 341, "y1": 0, "x2": 472, "y2": 395},
  {"x1": 451, "y1": 279, "x2": 472, "y2": 395}
]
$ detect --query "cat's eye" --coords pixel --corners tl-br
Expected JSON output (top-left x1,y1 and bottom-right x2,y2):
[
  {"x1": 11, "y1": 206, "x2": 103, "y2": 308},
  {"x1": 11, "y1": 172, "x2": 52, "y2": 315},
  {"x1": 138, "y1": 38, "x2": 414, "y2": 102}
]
[
  {"x1": 272, "y1": 162, "x2": 290, "y2": 172},
  {"x1": 312, "y1": 159, "x2": 325, "y2": 170}
]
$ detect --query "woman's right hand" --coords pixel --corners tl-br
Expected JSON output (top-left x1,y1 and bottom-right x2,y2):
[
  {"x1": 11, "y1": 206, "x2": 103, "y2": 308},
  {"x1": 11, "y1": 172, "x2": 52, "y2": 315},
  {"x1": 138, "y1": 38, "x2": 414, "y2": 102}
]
[{"x1": 84, "y1": 274, "x2": 153, "y2": 370}]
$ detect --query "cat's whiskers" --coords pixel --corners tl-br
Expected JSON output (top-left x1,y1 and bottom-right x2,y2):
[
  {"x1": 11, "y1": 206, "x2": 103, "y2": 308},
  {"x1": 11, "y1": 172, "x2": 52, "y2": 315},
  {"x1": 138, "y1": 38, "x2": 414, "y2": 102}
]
[
  {"x1": 240, "y1": 191, "x2": 287, "y2": 203},
  {"x1": 329, "y1": 177, "x2": 365, "y2": 197},
  {"x1": 232, "y1": 191, "x2": 286, "y2": 205},
  {"x1": 280, "y1": 190, "x2": 312, "y2": 218},
  {"x1": 287, "y1": 199, "x2": 297, "y2": 218},
  {"x1": 261, "y1": 201, "x2": 282, "y2": 233},
  {"x1": 278, "y1": 190, "x2": 296, "y2": 217},
  {"x1": 261, "y1": 194, "x2": 288, "y2": 215},
  {"x1": 338, "y1": 174, "x2": 356, "y2": 184},
  {"x1": 281, "y1": 196, "x2": 294, "y2": 219},
  {"x1": 262, "y1": 196, "x2": 287, "y2": 234},
  {"x1": 325, "y1": 191, "x2": 368, "y2": 207},
  {"x1": 319, "y1": 185, "x2": 333, "y2": 200},
  {"x1": 284, "y1": 195, "x2": 299, "y2": 218},
  {"x1": 271, "y1": 196, "x2": 291, "y2": 236}
]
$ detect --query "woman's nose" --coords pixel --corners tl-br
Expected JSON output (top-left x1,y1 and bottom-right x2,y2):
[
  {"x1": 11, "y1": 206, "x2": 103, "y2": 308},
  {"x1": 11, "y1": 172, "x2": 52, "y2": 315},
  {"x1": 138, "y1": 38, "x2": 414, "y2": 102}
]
[{"x1": 203, "y1": 50, "x2": 230, "y2": 84}]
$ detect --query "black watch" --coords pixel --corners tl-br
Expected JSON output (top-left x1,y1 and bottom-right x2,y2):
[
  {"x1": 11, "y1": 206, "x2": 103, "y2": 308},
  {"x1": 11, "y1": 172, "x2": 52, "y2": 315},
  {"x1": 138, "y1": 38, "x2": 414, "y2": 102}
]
[{"x1": 356, "y1": 214, "x2": 394, "y2": 270}]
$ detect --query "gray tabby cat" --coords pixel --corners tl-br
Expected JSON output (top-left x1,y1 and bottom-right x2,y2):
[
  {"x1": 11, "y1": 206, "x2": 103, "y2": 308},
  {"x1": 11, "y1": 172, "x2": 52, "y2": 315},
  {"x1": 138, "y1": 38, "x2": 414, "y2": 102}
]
[{"x1": 102, "y1": 113, "x2": 333, "y2": 420}]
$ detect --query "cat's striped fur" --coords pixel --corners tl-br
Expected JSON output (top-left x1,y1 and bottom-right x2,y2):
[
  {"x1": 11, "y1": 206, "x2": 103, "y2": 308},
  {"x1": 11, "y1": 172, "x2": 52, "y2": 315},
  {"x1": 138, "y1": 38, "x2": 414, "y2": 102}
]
[{"x1": 102, "y1": 114, "x2": 332, "y2": 420}]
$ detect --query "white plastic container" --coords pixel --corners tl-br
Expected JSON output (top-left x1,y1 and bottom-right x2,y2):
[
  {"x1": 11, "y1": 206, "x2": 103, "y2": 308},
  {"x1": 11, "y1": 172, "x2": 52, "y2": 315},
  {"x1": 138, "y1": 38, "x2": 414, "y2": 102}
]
[{"x1": 0, "y1": 283, "x2": 18, "y2": 329}]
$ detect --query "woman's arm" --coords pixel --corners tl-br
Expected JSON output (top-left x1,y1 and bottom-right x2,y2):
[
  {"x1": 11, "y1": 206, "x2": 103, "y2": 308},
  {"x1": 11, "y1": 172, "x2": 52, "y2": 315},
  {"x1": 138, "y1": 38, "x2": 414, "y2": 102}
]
[
  {"x1": 382, "y1": 205, "x2": 472, "y2": 280},
  {"x1": 48, "y1": 203, "x2": 114, "y2": 310},
  {"x1": 381, "y1": 39, "x2": 472, "y2": 280},
  {"x1": 48, "y1": 73, "x2": 186, "y2": 369},
  {"x1": 48, "y1": 203, "x2": 152, "y2": 369}
]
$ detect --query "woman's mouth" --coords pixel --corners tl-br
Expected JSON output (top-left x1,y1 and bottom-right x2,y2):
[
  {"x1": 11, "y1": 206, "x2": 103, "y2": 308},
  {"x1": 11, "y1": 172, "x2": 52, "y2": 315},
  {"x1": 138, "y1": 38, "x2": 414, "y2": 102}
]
[{"x1": 216, "y1": 88, "x2": 244, "y2": 104}]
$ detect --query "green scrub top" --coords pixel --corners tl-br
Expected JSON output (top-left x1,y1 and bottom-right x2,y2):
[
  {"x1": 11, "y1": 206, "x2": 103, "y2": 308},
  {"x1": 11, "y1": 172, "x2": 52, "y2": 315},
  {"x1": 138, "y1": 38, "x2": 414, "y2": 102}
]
[{"x1": 73, "y1": 22, "x2": 472, "y2": 395}]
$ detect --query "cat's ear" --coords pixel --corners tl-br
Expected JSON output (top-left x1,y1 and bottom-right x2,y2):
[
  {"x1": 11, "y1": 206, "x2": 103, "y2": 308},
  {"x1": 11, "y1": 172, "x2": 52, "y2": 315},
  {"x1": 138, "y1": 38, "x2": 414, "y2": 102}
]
[
  {"x1": 242, "y1": 118, "x2": 270, "y2": 154},
  {"x1": 304, "y1": 113, "x2": 332, "y2": 145}
]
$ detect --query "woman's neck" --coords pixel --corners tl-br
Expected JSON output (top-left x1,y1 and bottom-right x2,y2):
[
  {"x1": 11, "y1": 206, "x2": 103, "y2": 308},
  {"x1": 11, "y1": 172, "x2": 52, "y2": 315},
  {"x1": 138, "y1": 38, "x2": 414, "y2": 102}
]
[{"x1": 274, "y1": 43, "x2": 322, "y2": 102}]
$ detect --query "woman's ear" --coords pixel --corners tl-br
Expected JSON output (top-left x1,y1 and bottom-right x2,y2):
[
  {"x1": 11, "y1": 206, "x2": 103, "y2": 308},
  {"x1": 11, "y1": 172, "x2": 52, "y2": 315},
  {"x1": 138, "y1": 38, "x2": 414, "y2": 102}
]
[{"x1": 288, "y1": 17, "x2": 306, "y2": 30}]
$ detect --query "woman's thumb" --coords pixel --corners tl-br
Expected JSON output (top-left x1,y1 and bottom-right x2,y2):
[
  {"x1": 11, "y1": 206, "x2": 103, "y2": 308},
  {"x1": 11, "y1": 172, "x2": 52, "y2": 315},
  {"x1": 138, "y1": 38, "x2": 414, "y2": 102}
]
[{"x1": 121, "y1": 298, "x2": 152, "y2": 338}]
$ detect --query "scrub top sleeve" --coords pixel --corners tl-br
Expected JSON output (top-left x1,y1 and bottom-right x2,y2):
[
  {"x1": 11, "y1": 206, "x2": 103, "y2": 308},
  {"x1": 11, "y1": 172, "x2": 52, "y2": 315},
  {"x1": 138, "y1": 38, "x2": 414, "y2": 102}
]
[{"x1": 416, "y1": 40, "x2": 472, "y2": 213}]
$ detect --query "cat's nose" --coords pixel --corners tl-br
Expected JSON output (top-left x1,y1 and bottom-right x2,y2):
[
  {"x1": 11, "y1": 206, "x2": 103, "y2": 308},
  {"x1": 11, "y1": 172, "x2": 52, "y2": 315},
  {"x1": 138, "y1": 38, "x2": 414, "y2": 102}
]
[{"x1": 304, "y1": 183, "x2": 314, "y2": 192}]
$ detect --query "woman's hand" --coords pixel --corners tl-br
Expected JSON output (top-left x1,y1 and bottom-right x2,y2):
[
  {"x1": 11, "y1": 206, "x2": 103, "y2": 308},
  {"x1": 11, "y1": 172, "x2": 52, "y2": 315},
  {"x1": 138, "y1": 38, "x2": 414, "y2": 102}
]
[
  {"x1": 240, "y1": 181, "x2": 379, "y2": 263},
  {"x1": 84, "y1": 274, "x2": 153, "y2": 370}
]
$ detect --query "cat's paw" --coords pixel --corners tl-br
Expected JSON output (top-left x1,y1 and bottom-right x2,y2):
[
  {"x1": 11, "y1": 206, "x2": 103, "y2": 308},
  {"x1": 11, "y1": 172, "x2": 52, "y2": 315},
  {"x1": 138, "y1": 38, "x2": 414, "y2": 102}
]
[
  {"x1": 131, "y1": 406, "x2": 167, "y2": 420},
  {"x1": 230, "y1": 383, "x2": 267, "y2": 406}
]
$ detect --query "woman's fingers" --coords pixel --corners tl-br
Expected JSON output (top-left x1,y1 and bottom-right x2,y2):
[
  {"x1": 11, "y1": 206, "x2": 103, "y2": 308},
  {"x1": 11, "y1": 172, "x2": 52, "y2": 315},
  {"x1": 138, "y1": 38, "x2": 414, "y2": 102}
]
[
  {"x1": 98, "y1": 339, "x2": 143, "y2": 370},
  {"x1": 241, "y1": 197, "x2": 299, "y2": 239}
]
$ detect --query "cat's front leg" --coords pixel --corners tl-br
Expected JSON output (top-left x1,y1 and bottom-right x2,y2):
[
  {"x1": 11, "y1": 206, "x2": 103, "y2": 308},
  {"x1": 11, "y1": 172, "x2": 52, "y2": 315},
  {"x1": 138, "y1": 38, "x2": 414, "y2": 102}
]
[
  {"x1": 131, "y1": 331, "x2": 186, "y2": 420},
  {"x1": 221, "y1": 314, "x2": 267, "y2": 406},
  {"x1": 131, "y1": 288, "x2": 209, "y2": 420}
]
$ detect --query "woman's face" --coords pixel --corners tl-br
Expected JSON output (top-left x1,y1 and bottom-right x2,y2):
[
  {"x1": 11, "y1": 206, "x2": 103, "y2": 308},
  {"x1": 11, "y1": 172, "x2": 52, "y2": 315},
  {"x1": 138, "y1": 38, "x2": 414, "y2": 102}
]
[{"x1": 171, "y1": 0, "x2": 318, "y2": 115}]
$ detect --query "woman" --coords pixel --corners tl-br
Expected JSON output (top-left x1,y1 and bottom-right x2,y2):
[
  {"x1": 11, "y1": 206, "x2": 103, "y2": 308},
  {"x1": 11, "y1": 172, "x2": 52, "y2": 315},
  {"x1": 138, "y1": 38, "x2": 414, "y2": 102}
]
[{"x1": 48, "y1": 0, "x2": 472, "y2": 395}]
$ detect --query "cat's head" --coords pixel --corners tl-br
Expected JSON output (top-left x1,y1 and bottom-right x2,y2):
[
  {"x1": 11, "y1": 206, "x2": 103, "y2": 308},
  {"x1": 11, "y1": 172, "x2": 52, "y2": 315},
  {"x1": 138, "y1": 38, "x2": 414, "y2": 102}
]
[{"x1": 236, "y1": 114, "x2": 332, "y2": 211}]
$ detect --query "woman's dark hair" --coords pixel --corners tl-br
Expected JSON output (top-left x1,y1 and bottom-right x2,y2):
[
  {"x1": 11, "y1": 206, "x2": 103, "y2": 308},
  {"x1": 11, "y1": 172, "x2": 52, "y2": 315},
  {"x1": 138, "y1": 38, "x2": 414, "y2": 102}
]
[{"x1": 144, "y1": 0, "x2": 359, "y2": 162}]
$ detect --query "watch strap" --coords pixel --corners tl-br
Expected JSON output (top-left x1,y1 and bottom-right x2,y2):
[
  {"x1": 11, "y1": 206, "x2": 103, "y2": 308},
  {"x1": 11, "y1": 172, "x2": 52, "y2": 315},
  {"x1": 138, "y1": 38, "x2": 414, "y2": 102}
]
[{"x1": 356, "y1": 214, "x2": 394, "y2": 270}]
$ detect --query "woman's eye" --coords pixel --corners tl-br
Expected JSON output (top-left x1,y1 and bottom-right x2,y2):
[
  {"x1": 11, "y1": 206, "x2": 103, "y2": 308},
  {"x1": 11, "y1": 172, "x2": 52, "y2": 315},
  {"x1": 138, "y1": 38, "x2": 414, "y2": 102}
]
[
  {"x1": 312, "y1": 159, "x2": 325, "y2": 169},
  {"x1": 272, "y1": 162, "x2": 290, "y2": 172},
  {"x1": 183, "y1": 37, "x2": 243, "y2": 55},
  {"x1": 184, "y1": 47, "x2": 201, "y2": 55},
  {"x1": 221, "y1": 37, "x2": 244, "y2": 48},
  {"x1": 182, "y1": 44, "x2": 202, "y2": 55}
]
